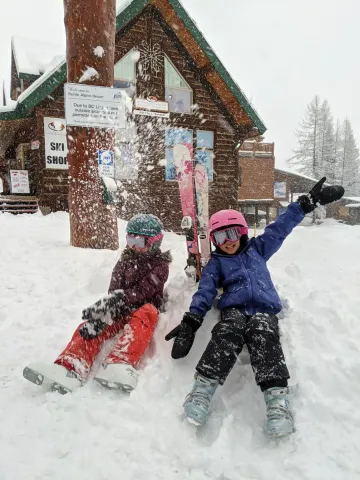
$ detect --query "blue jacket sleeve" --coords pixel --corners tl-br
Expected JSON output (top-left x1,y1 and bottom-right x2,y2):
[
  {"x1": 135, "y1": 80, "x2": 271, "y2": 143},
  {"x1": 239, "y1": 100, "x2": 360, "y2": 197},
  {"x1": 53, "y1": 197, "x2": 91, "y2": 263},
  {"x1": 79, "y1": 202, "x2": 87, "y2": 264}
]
[
  {"x1": 253, "y1": 202, "x2": 305, "y2": 261},
  {"x1": 189, "y1": 256, "x2": 221, "y2": 317}
]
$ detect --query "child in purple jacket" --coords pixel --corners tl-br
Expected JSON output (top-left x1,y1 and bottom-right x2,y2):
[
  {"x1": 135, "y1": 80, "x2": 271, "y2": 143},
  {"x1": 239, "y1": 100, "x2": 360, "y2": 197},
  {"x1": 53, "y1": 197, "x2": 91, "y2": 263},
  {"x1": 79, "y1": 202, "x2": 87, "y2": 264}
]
[
  {"x1": 166, "y1": 178, "x2": 344, "y2": 438},
  {"x1": 23, "y1": 214, "x2": 171, "y2": 395}
]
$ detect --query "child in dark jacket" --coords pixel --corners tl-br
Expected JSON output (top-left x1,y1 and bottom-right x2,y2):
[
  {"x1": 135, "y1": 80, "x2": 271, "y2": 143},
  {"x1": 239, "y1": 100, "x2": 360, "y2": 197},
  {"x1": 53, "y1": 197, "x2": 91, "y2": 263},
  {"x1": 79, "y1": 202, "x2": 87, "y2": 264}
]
[
  {"x1": 23, "y1": 214, "x2": 171, "y2": 394},
  {"x1": 166, "y1": 178, "x2": 344, "y2": 438}
]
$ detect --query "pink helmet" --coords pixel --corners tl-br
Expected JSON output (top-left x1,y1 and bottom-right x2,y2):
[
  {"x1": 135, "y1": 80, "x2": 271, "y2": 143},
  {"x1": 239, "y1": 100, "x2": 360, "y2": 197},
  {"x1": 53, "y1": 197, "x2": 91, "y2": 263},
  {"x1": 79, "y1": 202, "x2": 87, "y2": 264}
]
[{"x1": 209, "y1": 209, "x2": 248, "y2": 236}]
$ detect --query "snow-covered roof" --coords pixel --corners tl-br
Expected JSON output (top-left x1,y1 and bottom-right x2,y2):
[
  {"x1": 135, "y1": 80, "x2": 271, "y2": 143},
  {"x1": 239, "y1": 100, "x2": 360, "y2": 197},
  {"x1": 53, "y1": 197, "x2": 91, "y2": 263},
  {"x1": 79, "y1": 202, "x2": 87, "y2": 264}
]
[
  {"x1": 12, "y1": 36, "x2": 64, "y2": 77},
  {"x1": 344, "y1": 196, "x2": 360, "y2": 203},
  {"x1": 275, "y1": 167, "x2": 323, "y2": 183},
  {"x1": 346, "y1": 204, "x2": 360, "y2": 208},
  {"x1": 116, "y1": 0, "x2": 133, "y2": 15},
  {"x1": 16, "y1": 56, "x2": 65, "y2": 104}
]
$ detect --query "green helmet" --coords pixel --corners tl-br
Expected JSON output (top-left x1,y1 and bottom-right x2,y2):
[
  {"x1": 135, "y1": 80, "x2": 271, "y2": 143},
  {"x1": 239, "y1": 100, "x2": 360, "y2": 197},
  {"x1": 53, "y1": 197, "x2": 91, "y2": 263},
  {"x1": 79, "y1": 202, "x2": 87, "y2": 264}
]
[{"x1": 126, "y1": 213, "x2": 163, "y2": 237}]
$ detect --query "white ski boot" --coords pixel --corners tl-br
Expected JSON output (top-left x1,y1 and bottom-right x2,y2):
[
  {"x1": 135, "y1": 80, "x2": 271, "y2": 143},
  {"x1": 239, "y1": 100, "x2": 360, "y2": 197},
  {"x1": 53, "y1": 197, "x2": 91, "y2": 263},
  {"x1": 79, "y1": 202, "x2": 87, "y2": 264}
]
[
  {"x1": 183, "y1": 373, "x2": 219, "y2": 426},
  {"x1": 23, "y1": 362, "x2": 81, "y2": 394},
  {"x1": 264, "y1": 386, "x2": 294, "y2": 438},
  {"x1": 94, "y1": 362, "x2": 139, "y2": 393}
]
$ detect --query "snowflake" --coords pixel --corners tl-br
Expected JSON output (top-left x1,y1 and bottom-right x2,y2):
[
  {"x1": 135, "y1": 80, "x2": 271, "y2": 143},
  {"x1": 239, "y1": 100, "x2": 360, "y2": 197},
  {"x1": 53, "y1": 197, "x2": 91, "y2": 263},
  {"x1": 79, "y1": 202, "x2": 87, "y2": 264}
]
[{"x1": 138, "y1": 41, "x2": 162, "y2": 74}]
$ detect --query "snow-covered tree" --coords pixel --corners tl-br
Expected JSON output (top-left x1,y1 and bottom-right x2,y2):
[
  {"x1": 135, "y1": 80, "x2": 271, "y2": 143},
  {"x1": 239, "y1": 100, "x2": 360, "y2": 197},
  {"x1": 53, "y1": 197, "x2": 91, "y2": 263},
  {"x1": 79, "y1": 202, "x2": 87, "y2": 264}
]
[
  {"x1": 319, "y1": 100, "x2": 336, "y2": 182},
  {"x1": 289, "y1": 96, "x2": 335, "y2": 179},
  {"x1": 339, "y1": 118, "x2": 360, "y2": 196},
  {"x1": 332, "y1": 120, "x2": 342, "y2": 184}
]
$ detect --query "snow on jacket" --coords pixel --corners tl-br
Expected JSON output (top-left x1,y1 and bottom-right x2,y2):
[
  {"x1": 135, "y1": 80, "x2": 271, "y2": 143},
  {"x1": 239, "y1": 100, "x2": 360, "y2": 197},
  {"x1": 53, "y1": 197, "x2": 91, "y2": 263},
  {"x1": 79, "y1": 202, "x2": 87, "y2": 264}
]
[
  {"x1": 109, "y1": 247, "x2": 172, "y2": 309},
  {"x1": 190, "y1": 202, "x2": 305, "y2": 317}
]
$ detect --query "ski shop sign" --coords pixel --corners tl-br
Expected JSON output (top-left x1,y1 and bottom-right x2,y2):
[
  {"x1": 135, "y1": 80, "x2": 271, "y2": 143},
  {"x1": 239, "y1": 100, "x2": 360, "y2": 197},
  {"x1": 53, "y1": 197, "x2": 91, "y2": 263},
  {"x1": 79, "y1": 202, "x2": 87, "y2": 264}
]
[
  {"x1": 65, "y1": 83, "x2": 126, "y2": 129},
  {"x1": 44, "y1": 117, "x2": 68, "y2": 170},
  {"x1": 10, "y1": 170, "x2": 30, "y2": 194}
]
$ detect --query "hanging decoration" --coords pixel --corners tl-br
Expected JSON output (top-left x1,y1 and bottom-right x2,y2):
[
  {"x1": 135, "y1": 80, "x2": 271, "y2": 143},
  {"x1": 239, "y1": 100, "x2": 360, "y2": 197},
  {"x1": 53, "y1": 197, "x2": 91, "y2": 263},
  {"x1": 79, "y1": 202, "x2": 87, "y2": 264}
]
[{"x1": 138, "y1": 41, "x2": 162, "y2": 75}]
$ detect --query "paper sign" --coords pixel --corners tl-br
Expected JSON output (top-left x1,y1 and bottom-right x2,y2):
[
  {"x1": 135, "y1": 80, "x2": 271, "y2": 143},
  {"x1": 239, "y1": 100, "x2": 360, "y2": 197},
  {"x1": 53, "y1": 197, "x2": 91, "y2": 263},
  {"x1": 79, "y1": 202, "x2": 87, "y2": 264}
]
[{"x1": 65, "y1": 83, "x2": 126, "y2": 129}]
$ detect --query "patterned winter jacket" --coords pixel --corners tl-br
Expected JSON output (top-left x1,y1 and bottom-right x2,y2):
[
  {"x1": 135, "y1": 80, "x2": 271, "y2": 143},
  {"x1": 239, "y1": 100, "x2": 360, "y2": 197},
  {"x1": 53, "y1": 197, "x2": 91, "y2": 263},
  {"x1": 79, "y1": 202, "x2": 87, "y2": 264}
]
[
  {"x1": 190, "y1": 202, "x2": 305, "y2": 317},
  {"x1": 109, "y1": 247, "x2": 172, "y2": 310}
]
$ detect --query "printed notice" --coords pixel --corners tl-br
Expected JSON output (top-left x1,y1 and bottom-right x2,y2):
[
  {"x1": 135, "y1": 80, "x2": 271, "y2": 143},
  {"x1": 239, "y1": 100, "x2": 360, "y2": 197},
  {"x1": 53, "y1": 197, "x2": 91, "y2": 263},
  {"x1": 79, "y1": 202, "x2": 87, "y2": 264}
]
[{"x1": 65, "y1": 83, "x2": 126, "y2": 129}]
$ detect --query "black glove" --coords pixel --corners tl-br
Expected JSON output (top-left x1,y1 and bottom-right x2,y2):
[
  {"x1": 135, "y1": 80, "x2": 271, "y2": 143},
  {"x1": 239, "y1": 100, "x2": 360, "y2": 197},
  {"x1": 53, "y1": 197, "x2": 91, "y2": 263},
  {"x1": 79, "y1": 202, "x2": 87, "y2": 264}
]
[
  {"x1": 79, "y1": 318, "x2": 108, "y2": 340},
  {"x1": 165, "y1": 312, "x2": 203, "y2": 359},
  {"x1": 79, "y1": 290, "x2": 130, "y2": 340},
  {"x1": 297, "y1": 177, "x2": 345, "y2": 214}
]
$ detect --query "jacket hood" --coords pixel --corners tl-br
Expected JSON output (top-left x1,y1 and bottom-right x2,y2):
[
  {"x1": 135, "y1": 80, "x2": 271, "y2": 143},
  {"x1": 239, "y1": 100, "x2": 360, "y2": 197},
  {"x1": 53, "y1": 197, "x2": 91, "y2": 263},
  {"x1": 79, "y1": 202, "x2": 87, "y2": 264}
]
[{"x1": 121, "y1": 246, "x2": 172, "y2": 263}]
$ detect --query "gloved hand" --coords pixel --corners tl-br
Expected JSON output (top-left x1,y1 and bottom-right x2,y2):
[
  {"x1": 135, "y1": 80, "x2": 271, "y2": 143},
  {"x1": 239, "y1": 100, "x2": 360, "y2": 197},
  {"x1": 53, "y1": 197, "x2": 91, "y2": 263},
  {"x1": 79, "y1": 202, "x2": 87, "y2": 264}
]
[
  {"x1": 165, "y1": 312, "x2": 203, "y2": 359},
  {"x1": 79, "y1": 318, "x2": 108, "y2": 340},
  {"x1": 297, "y1": 177, "x2": 345, "y2": 214},
  {"x1": 79, "y1": 290, "x2": 130, "y2": 340}
]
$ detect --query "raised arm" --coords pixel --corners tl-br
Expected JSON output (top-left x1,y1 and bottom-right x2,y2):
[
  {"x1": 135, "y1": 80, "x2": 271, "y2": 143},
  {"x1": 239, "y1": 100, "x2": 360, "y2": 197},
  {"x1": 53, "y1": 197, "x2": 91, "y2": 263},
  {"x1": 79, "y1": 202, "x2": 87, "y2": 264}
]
[{"x1": 253, "y1": 202, "x2": 304, "y2": 261}]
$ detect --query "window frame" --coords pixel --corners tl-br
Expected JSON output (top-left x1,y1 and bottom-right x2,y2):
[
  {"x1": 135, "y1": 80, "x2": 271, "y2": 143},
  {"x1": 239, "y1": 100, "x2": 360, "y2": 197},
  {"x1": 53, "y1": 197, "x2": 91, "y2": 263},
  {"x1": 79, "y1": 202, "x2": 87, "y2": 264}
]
[{"x1": 164, "y1": 55, "x2": 193, "y2": 114}]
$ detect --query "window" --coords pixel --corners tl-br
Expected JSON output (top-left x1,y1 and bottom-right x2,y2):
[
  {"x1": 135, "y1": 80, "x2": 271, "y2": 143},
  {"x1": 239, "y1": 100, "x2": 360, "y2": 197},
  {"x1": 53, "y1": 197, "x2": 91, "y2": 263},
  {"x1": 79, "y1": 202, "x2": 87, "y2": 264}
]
[
  {"x1": 114, "y1": 49, "x2": 139, "y2": 98},
  {"x1": 195, "y1": 130, "x2": 214, "y2": 181},
  {"x1": 164, "y1": 128, "x2": 214, "y2": 182},
  {"x1": 164, "y1": 56, "x2": 193, "y2": 114}
]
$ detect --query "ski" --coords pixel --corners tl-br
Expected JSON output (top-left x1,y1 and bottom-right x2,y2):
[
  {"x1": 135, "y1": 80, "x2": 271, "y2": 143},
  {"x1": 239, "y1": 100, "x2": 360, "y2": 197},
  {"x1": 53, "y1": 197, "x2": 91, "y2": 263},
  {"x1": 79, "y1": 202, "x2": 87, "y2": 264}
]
[
  {"x1": 194, "y1": 163, "x2": 211, "y2": 266},
  {"x1": 173, "y1": 143, "x2": 201, "y2": 282}
]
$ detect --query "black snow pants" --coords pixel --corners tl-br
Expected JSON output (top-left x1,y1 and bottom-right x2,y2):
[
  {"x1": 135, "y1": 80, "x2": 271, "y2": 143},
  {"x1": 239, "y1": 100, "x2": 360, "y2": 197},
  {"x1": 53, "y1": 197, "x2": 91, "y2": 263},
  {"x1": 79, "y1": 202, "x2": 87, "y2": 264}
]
[{"x1": 196, "y1": 308, "x2": 290, "y2": 390}]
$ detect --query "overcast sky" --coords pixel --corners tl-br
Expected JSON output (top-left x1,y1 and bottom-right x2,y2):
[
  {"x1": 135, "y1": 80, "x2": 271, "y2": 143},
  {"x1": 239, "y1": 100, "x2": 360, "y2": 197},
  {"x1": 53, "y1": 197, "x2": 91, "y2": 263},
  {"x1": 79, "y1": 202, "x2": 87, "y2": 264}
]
[{"x1": 0, "y1": 0, "x2": 359, "y2": 169}]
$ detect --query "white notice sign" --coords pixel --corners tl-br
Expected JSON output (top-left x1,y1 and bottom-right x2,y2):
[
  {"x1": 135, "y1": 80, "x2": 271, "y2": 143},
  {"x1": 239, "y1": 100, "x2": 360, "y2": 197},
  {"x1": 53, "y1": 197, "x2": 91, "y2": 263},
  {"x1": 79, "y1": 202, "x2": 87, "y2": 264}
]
[
  {"x1": 65, "y1": 83, "x2": 126, "y2": 129},
  {"x1": 10, "y1": 170, "x2": 30, "y2": 194},
  {"x1": 44, "y1": 117, "x2": 68, "y2": 170}
]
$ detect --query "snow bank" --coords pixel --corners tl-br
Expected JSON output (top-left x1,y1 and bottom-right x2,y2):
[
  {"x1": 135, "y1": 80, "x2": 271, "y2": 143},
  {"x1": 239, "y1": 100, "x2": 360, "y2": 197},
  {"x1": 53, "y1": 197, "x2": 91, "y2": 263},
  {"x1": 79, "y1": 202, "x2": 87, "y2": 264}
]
[{"x1": 0, "y1": 212, "x2": 360, "y2": 479}]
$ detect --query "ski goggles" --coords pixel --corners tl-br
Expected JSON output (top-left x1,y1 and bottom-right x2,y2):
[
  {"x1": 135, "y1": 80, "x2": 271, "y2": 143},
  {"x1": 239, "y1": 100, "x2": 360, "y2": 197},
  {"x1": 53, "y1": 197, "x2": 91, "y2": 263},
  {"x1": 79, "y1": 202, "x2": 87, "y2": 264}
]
[
  {"x1": 126, "y1": 232, "x2": 163, "y2": 249},
  {"x1": 210, "y1": 226, "x2": 243, "y2": 246}
]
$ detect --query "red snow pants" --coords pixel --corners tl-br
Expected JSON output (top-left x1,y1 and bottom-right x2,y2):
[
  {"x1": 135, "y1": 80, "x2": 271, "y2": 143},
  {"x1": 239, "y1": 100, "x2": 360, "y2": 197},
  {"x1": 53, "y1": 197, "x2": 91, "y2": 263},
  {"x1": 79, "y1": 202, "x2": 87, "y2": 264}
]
[{"x1": 55, "y1": 304, "x2": 158, "y2": 380}]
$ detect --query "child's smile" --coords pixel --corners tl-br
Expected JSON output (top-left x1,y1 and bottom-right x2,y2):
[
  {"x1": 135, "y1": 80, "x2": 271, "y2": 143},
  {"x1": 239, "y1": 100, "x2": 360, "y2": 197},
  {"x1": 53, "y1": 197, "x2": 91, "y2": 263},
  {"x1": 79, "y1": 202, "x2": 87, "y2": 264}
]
[{"x1": 219, "y1": 239, "x2": 240, "y2": 254}]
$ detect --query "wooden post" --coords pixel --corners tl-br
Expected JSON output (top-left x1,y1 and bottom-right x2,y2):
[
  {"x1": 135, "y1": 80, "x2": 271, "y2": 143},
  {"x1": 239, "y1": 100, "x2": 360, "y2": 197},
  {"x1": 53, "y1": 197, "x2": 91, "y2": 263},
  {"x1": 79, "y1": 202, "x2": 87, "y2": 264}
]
[{"x1": 64, "y1": 0, "x2": 119, "y2": 250}]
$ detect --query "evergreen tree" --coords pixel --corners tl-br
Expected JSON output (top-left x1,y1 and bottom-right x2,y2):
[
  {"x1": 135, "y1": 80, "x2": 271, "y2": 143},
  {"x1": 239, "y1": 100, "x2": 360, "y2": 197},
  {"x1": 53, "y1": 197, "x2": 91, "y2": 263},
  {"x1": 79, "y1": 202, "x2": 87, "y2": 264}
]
[
  {"x1": 339, "y1": 119, "x2": 360, "y2": 196},
  {"x1": 289, "y1": 96, "x2": 334, "y2": 179},
  {"x1": 319, "y1": 100, "x2": 336, "y2": 182},
  {"x1": 332, "y1": 120, "x2": 342, "y2": 184}
]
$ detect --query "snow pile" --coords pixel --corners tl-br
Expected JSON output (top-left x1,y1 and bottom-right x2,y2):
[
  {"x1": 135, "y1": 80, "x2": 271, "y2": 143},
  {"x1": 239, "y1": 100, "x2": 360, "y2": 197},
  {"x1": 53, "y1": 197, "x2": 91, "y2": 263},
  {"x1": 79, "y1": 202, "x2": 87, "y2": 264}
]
[{"x1": 0, "y1": 213, "x2": 360, "y2": 479}]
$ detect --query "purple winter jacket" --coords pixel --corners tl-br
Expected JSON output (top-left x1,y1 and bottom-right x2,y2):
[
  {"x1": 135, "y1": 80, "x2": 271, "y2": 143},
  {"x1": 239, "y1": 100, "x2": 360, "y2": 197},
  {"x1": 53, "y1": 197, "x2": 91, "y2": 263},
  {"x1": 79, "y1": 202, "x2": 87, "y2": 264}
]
[{"x1": 108, "y1": 247, "x2": 172, "y2": 310}]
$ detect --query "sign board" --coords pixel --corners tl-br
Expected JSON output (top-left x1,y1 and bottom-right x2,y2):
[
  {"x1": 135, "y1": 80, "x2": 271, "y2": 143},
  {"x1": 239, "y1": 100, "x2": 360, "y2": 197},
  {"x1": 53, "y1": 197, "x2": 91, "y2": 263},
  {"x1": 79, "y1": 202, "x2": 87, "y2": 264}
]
[
  {"x1": 133, "y1": 109, "x2": 170, "y2": 119},
  {"x1": 10, "y1": 170, "x2": 30, "y2": 194},
  {"x1": 98, "y1": 150, "x2": 115, "y2": 178},
  {"x1": 65, "y1": 83, "x2": 126, "y2": 129},
  {"x1": 274, "y1": 181, "x2": 286, "y2": 199},
  {"x1": 31, "y1": 140, "x2": 40, "y2": 150},
  {"x1": 134, "y1": 97, "x2": 169, "y2": 113},
  {"x1": 44, "y1": 117, "x2": 68, "y2": 170}
]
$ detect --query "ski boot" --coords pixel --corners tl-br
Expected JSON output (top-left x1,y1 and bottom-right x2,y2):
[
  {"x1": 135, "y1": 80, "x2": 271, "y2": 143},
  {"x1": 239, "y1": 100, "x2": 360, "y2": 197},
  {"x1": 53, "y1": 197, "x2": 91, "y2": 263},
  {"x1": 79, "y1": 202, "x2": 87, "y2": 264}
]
[
  {"x1": 94, "y1": 362, "x2": 139, "y2": 393},
  {"x1": 263, "y1": 386, "x2": 294, "y2": 438},
  {"x1": 183, "y1": 373, "x2": 219, "y2": 426},
  {"x1": 23, "y1": 362, "x2": 81, "y2": 394}
]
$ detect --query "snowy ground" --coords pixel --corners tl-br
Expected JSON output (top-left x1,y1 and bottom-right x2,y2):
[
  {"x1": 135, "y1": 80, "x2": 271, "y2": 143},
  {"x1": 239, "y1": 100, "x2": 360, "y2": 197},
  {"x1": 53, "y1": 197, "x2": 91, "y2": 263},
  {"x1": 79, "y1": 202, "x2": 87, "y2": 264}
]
[{"x1": 1, "y1": 212, "x2": 360, "y2": 480}]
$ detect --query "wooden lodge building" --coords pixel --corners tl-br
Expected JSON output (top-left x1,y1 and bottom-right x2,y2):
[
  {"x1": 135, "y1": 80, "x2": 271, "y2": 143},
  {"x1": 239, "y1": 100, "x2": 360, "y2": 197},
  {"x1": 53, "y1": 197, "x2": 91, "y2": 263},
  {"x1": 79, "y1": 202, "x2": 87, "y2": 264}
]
[{"x1": 0, "y1": 0, "x2": 266, "y2": 228}]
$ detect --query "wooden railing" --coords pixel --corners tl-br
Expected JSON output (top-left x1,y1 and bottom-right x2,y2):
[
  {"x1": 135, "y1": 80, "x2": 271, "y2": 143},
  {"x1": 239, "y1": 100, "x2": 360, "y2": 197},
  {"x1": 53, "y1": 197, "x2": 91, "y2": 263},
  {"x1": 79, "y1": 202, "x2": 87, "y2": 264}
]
[
  {"x1": 0, "y1": 196, "x2": 39, "y2": 214},
  {"x1": 238, "y1": 142, "x2": 274, "y2": 156}
]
